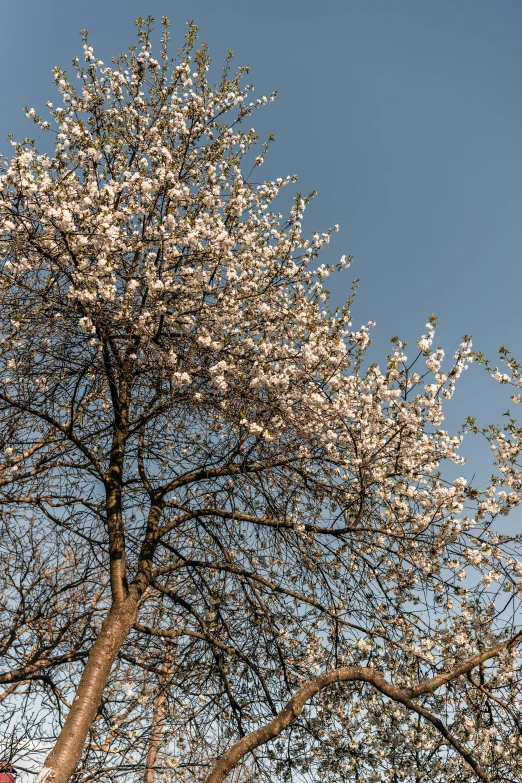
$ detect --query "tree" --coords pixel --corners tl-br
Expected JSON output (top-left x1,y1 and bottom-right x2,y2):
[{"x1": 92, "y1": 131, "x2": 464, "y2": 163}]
[
  {"x1": 1, "y1": 15, "x2": 522, "y2": 783},
  {"x1": 0, "y1": 483, "x2": 104, "y2": 774}
]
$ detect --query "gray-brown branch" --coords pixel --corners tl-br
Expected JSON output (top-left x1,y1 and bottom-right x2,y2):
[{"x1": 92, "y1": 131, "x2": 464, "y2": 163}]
[{"x1": 205, "y1": 631, "x2": 522, "y2": 783}]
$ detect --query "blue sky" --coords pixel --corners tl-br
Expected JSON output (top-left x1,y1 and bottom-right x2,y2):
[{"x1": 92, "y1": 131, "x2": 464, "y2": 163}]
[{"x1": 1, "y1": 0, "x2": 522, "y2": 486}]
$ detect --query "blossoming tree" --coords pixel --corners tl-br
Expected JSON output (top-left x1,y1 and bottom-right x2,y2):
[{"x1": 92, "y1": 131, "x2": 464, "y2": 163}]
[{"x1": 1, "y1": 16, "x2": 522, "y2": 783}]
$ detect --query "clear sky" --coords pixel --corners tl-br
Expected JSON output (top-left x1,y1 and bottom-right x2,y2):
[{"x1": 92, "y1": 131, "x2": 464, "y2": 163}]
[{"x1": 1, "y1": 0, "x2": 522, "y2": 487}]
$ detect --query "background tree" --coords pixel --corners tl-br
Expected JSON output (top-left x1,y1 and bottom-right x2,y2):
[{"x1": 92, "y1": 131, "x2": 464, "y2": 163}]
[
  {"x1": 0, "y1": 506, "x2": 104, "y2": 776},
  {"x1": 1, "y1": 15, "x2": 522, "y2": 783}
]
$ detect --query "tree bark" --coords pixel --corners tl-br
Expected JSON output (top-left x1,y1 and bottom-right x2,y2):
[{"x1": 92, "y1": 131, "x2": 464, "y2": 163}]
[
  {"x1": 143, "y1": 675, "x2": 167, "y2": 783},
  {"x1": 35, "y1": 597, "x2": 138, "y2": 783}
]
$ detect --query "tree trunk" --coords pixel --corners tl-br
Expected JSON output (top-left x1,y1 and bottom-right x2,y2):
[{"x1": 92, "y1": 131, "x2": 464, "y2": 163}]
[
  {"x1": 35, "y1": 597, "x2": 138, "y2": 783},
  {"x1": 143, "y1": 675, "x2": 167, "y2": 783}
]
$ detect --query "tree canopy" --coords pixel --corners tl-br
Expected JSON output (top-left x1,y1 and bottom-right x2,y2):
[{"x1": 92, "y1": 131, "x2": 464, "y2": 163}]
[{"x1": 1, "y1": 16, "x2": 522, "y2": 783}]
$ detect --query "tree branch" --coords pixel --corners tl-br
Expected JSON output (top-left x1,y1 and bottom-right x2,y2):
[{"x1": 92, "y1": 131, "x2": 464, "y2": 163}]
[{"x1": 204, "y1": 643, "x2": 522, "y2": 783}]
